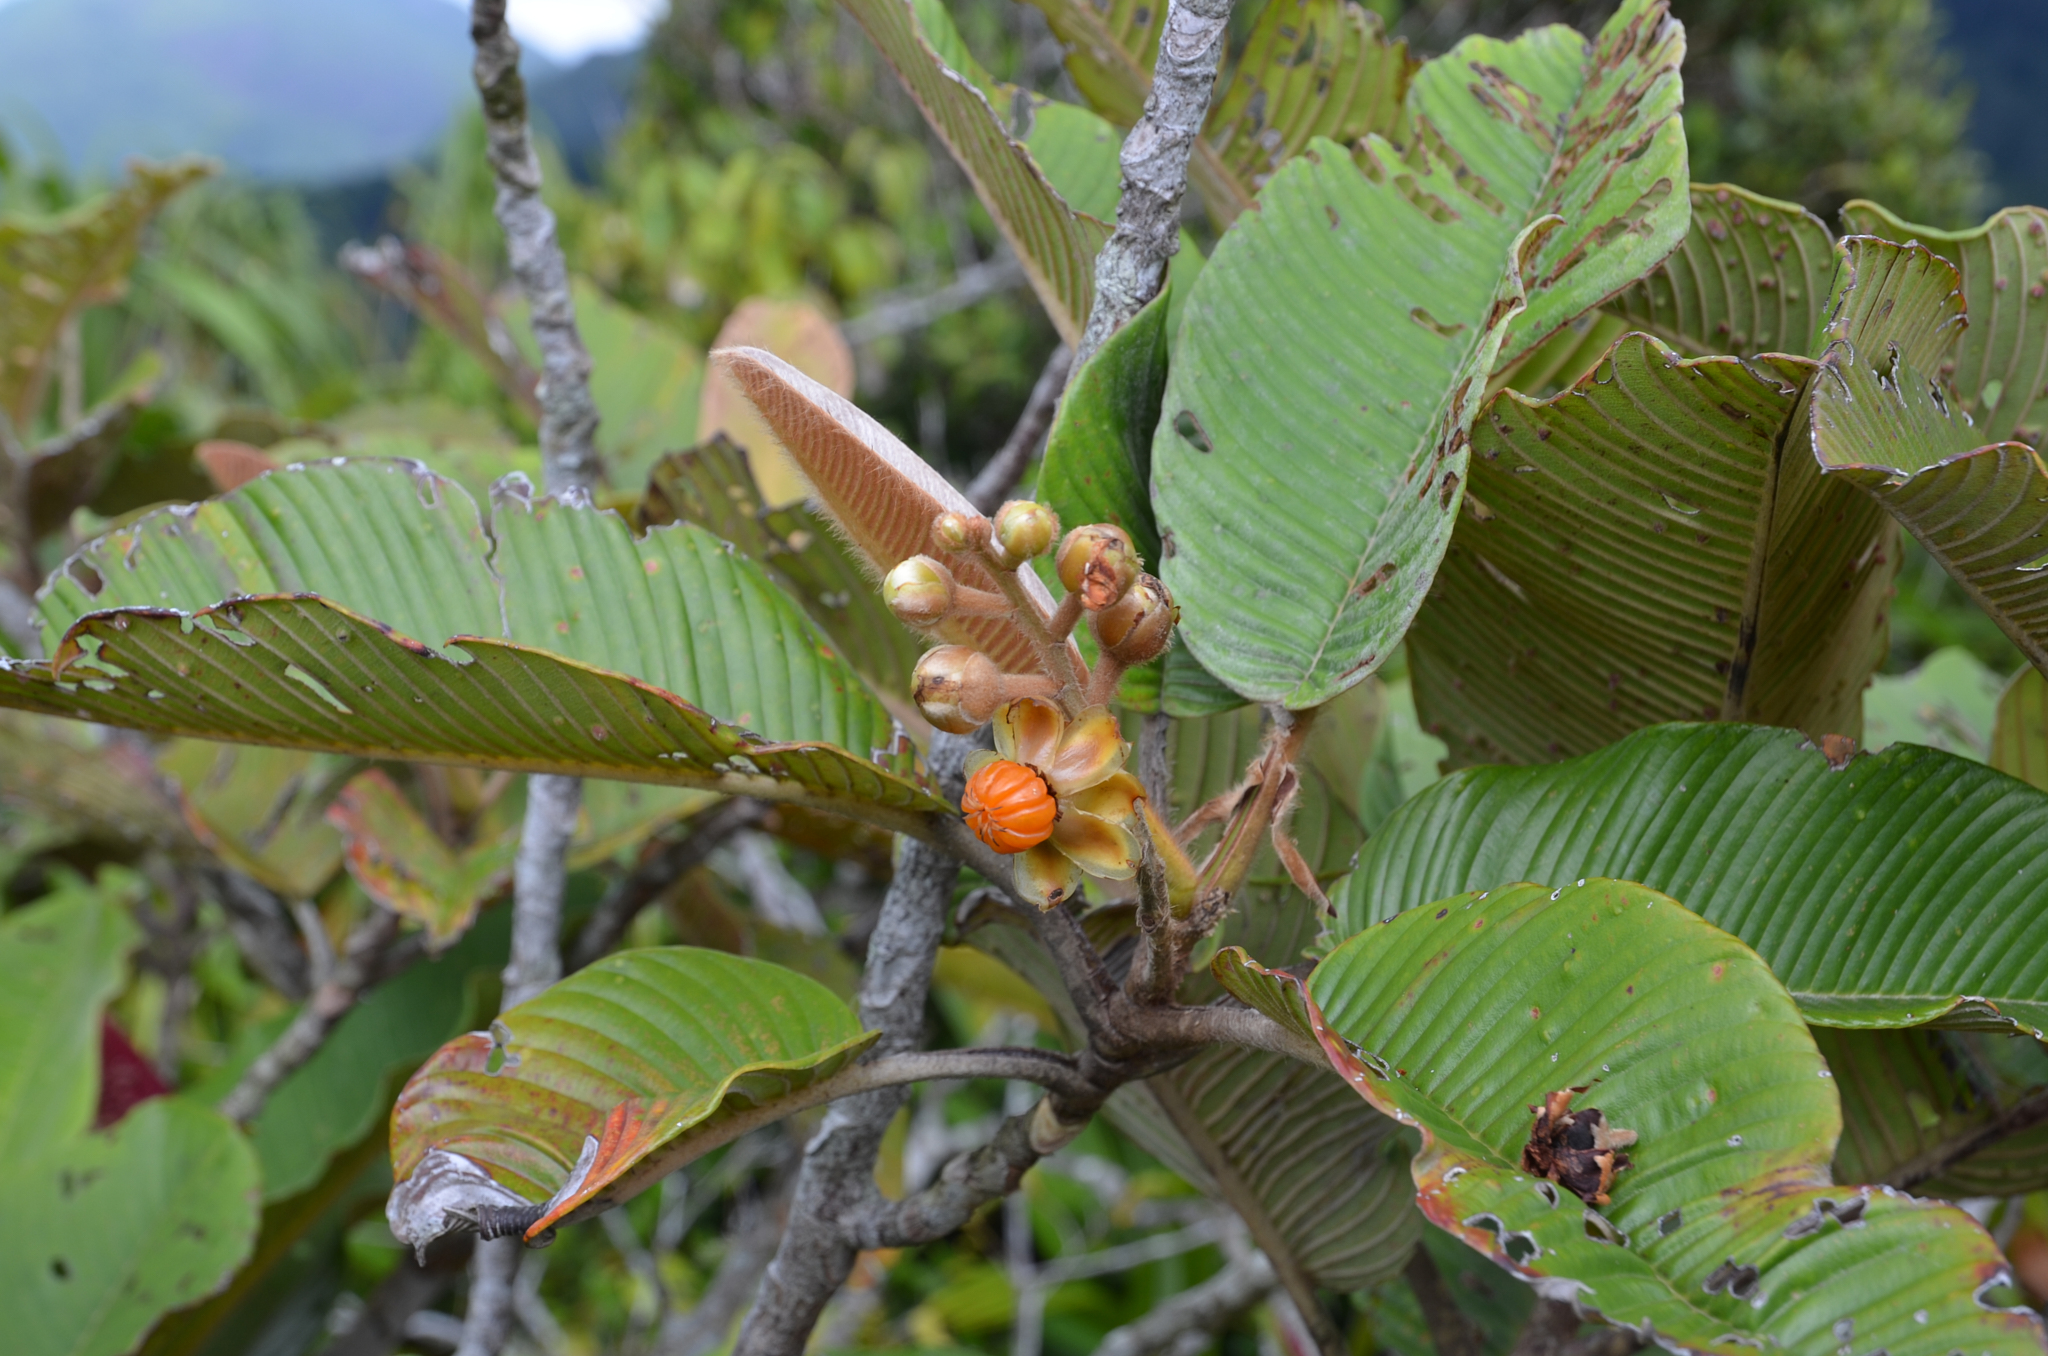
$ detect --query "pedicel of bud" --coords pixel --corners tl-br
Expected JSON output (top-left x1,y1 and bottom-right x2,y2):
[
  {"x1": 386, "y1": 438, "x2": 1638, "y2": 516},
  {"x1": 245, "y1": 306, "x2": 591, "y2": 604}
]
[
  {"x1": 912, "y1": 645, "x2": 1005, "y2": 733},
  {"x1": 930, "y1": 511, "x2": 984, "y2": 555},
  {"x1": 1056, "y1": 523, "x2": 1139, "y2": 611},
  {"x1": 883, "y1": 555, "x2": 956, "y2": 625},
  {"x1": 990, "y1": 500, "x2": 1058, "y2": 569},
  {"x1": 1095, "y1": 573, "x2": 1176, "y2": 663}
]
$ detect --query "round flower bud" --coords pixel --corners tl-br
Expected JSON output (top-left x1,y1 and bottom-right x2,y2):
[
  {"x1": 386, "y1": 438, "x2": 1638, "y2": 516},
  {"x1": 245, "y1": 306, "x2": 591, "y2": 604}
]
[
  {"x1": 1095, "y1": 573, "x2": 1176, "y2": 664},
  {"x1": 912, "y1": 645, "x2": 1004, "y2": 733},
  {"x1": 1055, "y1": 524, "x2": 1139, "y2": 610},
  {"x1": 883, "y1": 555, "x2": 955, "y2": 625},
  {"x1": 990, "y1": 500, "x2": 1058, "y2": 568},
  {"x1": 931, "y1": 511, "x2": 981, "y2": 555}
]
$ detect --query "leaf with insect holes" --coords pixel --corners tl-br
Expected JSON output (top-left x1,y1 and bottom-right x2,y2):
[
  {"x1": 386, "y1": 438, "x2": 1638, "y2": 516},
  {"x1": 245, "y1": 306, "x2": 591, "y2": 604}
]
[
  {"x1": 1294, "y1": 879, "x2": 2044, "y2": 1356},
  {"x1": 0, "y1": 459, "x2": 946, "y2": 829},
  {"x1": 714, "y1": 347, "x2": 1072, "y2": 677},
  {"x1": 1, "y1": 158, "x2": 211, "y2": 426},
  {"x1": 0, "y1": 884, "x2": 260, "y2": 1356},
  {"x1": 1155, "y1": 0, "x2": 1689, "y2": 707},
  {"x1": 1839, "y1": 201, "x2": 2048, "y2": 447},
  {"x1": 1406, "y1": 199, "x2": 2013, "y2": 767},
  {"x1": 1606, "y1": 183, "x2": 1837, "y2": 360},
  {"x1": 1994, "y1": 665, "x2": 2048, "y2": 790},
  {"x1": 1803, "y1": 237, "x2": 2048, "y2": 678},
  {"x1": 387, "y1": 947, "x2": 874, "y2": 1250},
  {"x1": 1334, "y1": 722, "x2": 2048, "y2": 1034},
  {"x1": 840, "y1": 0, "x2": 1106, "y2": 343}
]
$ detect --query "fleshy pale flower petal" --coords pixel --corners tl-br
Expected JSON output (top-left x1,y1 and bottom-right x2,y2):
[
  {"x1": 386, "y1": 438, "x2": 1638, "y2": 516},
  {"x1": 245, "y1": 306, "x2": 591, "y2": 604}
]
[
  {"x1": 1050, "y1": 809, "x2": 1140, "y2": 880},
  {"x1": 1017, "y1": 842, "x2": 1084, "y2": 910},
  {"x1": 995, "y1": 697, "x2": 1063, "y2": 769},
  {"x1": 1045, "y1": 706, "x2": 1127, "y2": 796}
]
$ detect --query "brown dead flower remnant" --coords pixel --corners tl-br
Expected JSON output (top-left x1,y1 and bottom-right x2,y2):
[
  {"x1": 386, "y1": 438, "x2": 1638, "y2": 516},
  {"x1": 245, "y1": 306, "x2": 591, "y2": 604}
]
[{"x1": 1520, "y1": 1087, "x2": 1638, "y2": 1206}]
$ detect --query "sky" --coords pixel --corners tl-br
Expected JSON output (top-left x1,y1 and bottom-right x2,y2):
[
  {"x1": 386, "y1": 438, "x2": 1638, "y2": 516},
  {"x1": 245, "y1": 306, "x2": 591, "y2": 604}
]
[{"x1": 446, "y1": 0, "x2": 664, "y2": 61}]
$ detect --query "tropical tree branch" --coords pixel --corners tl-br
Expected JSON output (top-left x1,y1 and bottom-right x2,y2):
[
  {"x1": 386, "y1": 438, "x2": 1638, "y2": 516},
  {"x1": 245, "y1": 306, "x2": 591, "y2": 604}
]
[
  {"x1": 1072, "y1": 0, "x2": 1237, "y2": 366},
  {"x1": 219, "y1": 906, "x2": 401, "y2": 1124},
  {"x1": 1094, "y1": 1250, "x2": 1277, "y2": 1356},
  {"x1": 731, "y1": 731, "x2": 976, "y2": 1356},
  {"x1": 459, "y1": 3, "x2": 605, "y2": 1352}
]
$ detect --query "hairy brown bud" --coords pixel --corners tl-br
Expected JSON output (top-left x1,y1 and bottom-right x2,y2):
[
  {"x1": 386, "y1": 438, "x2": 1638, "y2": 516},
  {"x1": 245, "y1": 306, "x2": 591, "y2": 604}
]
[
  {"x1": 990, "y1": 500, "x2": 1058, "y2": 569},
  {"x1": 1056, "y1": 524, "x2": 1139, "y2": 610},
  {"x1": 930, "y1": 511, "x2": 984, "y2": 555},
  {"x1": 883, "y1": 555, "x2": 956, "y2": 625},
  {"x1": 1095, "y1": 573, "x2": 1176, "y2": 663},
  {"x1": 912, "y1": 645, "x2": 1004, "y2": 733}
]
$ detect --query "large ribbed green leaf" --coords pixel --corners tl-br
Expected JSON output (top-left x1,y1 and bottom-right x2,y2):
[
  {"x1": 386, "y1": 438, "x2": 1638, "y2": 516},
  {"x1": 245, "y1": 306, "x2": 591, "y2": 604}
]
[
  {"x1": 0, "y1": 460, "x2": 945, "y2": 828},
  {"x1": 0, "y1": 159, "x2": 211, "y2": 427},
  {"x1": 1334, "y1": 723, "x2": 2048, "y2": 1033},
  {"x1": 1299, "y1": 879, "x2": 2043, "y2": 1356},
  {"x1": 845, "y1": 0, "x2": 1107, "y2": 344},
  {"x1": 1020, "y1": 0, "x2": 1412, "y2": 226},
  {"x1": 1803, "y1": 237, "x2": 2048, "y2": 677},
  {"x1": 1154, "y1": 0, "x2": 1688, "y2": 707},
  {"x1": 0, "y1": 885, "x2": 260, "y2": 1356},
  {"x1": 1038, "y1": 288, "x2": 1168, "y2": 571},
  {"x1": 389, "y1": 948, "x2": 874, "y2": 1242},
  {"x1": 1817, "y1": 1027, "x2": 2048, "y2": 1198},
  {"x1": 642, "y1": 437, "x2": 926, "y2": 701},
  {"x1": 1406, "y1": 334, "x2": 1890, "y2": 765},
  {"x1": 1607, "y1": 183, "x2": 1835, "y2": 359},
  {"x1": 1839, "y1": 201, "x2": 2048, "y2": 446},
  {"x1": 1405, "y1": 197, "x2": 1993, "y2": 766}
]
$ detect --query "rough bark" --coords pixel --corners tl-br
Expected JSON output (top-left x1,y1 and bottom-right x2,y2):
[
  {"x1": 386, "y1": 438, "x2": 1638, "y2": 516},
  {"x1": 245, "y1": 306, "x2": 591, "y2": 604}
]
[
  {"x1": 1072, "y1": 0, "x2": 1236, "y2": 368},
  {"x1": 730, "y1": 732, "x2": 975, "y2": 1356}
]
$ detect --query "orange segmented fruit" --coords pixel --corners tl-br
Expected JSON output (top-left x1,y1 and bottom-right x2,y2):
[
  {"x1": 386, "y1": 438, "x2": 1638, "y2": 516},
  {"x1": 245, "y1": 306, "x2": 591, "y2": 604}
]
[{"x1": 962, "y1": 758, "x2": 1057, "y2": 853}]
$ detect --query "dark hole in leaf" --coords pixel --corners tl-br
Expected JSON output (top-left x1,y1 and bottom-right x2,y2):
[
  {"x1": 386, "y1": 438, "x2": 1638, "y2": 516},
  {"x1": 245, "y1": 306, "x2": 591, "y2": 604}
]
[
  {"x1": 1659, "y1": 1209, "x2": 1683, "y2": 1236},
  {"x1": 50, "y1": 1257, "x2": 70, "y2": 1280},
  {"x1": 486, "y1": 1019, "x2": 521, "y2": 1076},
  {"x1": 1173, "y1": 410, "x2": 1213, "y2": 454},
  {"x1": 1463, "y1": 1212, "x2": 1538, "y2": 1264},
  {"x1": 1583, "y1": 1208, "x2": 1626, "y2": 1246},
  {"x1": 1834, "y1": 1319, "x2": 1855, "y2": 1344},
  {"x1": 1784, "y1": 1195, "x2": 1867, "y2": 1239},
  {"x1": 68, "y1": 559, "x2": 104, "y2": 597},
  {"x1": 1703, "y1": 1258, "x2": 1760, "y2": 1299}
]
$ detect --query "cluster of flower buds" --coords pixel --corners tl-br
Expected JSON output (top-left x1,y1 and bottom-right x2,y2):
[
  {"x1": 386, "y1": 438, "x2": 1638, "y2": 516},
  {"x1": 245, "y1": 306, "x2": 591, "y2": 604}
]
[{"x1": 892, "y1": 501, "x2": 1178, "y2": 735}]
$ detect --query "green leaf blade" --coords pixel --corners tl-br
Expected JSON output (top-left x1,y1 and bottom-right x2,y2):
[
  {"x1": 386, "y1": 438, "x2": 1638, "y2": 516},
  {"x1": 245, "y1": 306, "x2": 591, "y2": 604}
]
[
  {"x1": 389, "y1": 948, "x2": 874, "y2": 1237},
  {"x1": 1336, "y1": 723, "x2": 2048, "y2": 1034},
  {"x1": 1156, "y1": 0, "x2": 1689, "y2": 706}
]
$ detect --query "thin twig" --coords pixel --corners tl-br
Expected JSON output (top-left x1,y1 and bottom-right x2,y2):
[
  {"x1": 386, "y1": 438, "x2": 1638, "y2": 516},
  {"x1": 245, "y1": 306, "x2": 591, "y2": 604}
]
[
  {"x1": 569, "y1": 799, "x2": 766, "y2": 969},
  {"x1": 731, "y1": 732, "x2": 977, "y2": 1356},
  {"x1": 967, "y1": 344, "x2": 1074, "y2": 514},
  {"x1": 458, "y1": 4, "x2": 602, "y2": 1351},
  {"x1": 1095, "y1": 1250, "x2": 1275, "y2": 1356},
  {"x1": 1072, "y1": 0, "x2": 1237, "y2": 367},
  {"x1": 219, "y1": 907, "x2": 401, "y2": 1124},
  {"x1": 660, "y1": 1169, "x2": 796, "y2": 1356},
  {"x1": 841, "y1": 255, "x2": 1029, "y2": 345},
  {"x1": 1887, "y1": 1086, "x2": 2048, "y2": 1190}
]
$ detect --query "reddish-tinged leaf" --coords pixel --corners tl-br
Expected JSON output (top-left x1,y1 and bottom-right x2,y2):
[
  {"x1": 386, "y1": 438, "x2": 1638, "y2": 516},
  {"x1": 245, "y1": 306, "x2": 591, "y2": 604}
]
[
  {"x1": 94, "y1": 1018, "x2": 168, "y2": 1129},
  {"x1": 327, "y1": 770, "x2": 518, "y2": 950},
  {"x1": 388, "y1": 948, "x2": 873, "y2": 1251}
]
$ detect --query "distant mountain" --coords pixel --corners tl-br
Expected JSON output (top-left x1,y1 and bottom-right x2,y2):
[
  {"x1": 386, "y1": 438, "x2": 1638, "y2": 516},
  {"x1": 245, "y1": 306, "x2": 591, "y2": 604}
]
[{"x1": 0, "y1": 0, "x2": 634, "y2": 184}]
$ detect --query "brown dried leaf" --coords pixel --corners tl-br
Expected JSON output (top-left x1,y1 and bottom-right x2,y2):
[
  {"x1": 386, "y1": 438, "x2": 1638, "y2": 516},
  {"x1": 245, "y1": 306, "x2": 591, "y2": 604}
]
[
  {"x1": 1519, "y1": 1087, "x2": 1637, "y2": 1206},
  {"x1": 713, "y1": 346, "x2": 1062, "y2": 675}
]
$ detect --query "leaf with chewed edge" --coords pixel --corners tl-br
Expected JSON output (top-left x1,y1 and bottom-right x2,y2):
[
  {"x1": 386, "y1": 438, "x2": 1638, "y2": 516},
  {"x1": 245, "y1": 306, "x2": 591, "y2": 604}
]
[
  {"x1": 1297, "y1": 879, "x2": 2044, "y2": 1356},
  {"x1": 1155, "y1": 0, "x2": 1688, "y2": 707},
  {"x1": 0, "y1": 459, "x2": 945, "y2": 830},
  {"x1": 387, "y1": 947, "x2": 874, "y2": 1249}
]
